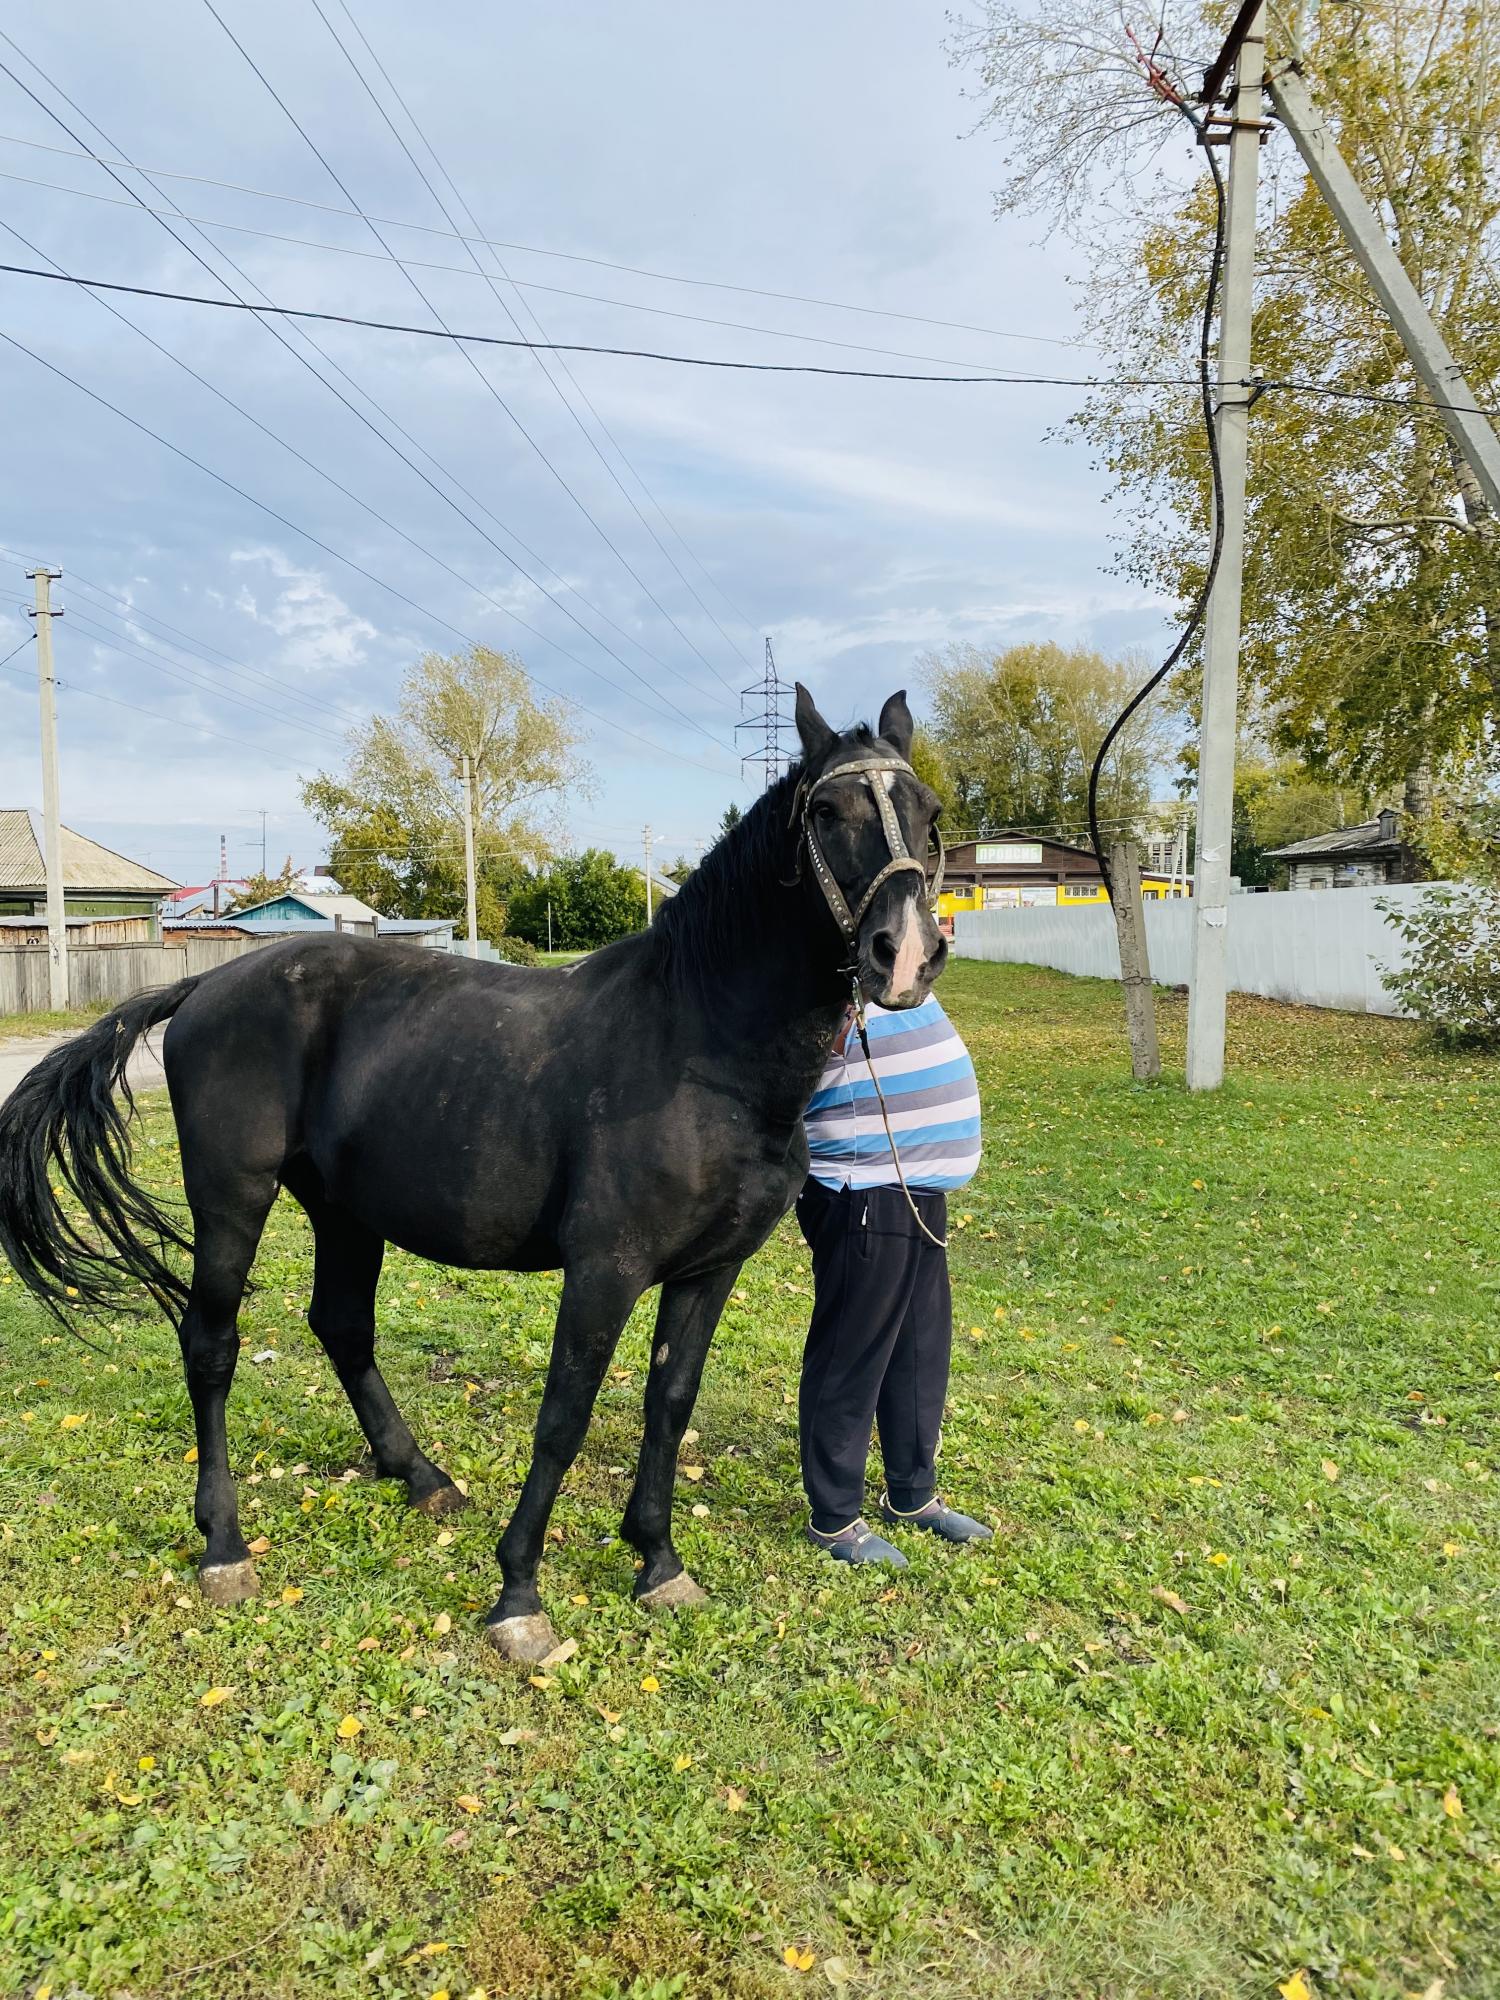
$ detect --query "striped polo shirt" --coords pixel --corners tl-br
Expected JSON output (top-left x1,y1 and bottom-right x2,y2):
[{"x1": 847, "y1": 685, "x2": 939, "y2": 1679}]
[{"x1": 804, "y1": 995, "x2": 981, "y2": 1193}]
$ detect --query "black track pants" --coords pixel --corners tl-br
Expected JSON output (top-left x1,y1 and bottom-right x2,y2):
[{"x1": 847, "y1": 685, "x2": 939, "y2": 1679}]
[{"x1": 795, "y1": 1178, "x2": 952, "y2": 1535}]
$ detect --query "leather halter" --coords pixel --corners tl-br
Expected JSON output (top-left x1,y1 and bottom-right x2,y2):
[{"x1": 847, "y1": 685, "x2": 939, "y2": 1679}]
[{"x1": 787, "y1": 753, "x2": 946, "y2": 959}]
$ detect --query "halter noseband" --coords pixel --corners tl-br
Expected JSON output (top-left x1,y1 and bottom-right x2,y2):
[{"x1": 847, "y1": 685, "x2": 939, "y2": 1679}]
[{"x1": 787, "y1": 754, "x2": 946, "y2": 957}]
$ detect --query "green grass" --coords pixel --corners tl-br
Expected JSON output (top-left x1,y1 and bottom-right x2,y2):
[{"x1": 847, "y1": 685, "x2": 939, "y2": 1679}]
[
  {"x1": 0, "y1": 1004, "x2": 108, "y2": 1040},
  {"x1": 1, "y1": 961, "x2": 1497, "y2": 1999}
]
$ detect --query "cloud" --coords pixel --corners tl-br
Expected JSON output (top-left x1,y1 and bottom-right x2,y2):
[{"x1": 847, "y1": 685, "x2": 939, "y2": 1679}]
[{"x1": 229, "y1": 549, "x2": 378, "y2": 672}]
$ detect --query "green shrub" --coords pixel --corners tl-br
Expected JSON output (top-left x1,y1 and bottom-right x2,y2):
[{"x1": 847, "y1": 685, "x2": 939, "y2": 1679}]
[
  {"x1": 1380, "y1": 884, "x2": 1500, "y2": 1047},
  {"x1": 493, "y1": 932, "x2": 540, "y2": 966}
]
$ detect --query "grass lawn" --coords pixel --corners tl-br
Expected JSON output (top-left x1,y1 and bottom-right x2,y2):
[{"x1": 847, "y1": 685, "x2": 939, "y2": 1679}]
[
  {"x1": 1, "y1": 960, "x2": 1497, "y2": 2000},
  {"x1": 0, "y1": 1004, "x2": 108, "y2": 1041}
]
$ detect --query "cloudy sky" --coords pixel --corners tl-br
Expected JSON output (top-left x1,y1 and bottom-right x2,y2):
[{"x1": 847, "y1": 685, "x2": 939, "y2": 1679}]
[{"x1": 0, "y1": 0, "x2": 1180, "y2": 886}]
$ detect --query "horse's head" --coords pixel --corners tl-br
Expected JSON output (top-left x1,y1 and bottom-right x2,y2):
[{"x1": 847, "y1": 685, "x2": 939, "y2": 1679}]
[{"x1": 790, "y1": 683, "x2": 947, "y2": 1010}]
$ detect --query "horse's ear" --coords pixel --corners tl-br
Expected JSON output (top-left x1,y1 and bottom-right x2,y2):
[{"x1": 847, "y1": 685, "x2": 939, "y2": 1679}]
[
  {"x1": 877, "y1": 689, "x2": 914, "y2": 759},
  {"x1": 794, "y1": 682, "x2": 835, "y2": 766}
]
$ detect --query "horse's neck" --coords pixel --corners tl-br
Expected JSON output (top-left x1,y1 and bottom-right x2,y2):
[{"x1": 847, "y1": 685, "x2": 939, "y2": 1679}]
[{"x1": 679, "y1": 895, "x2": 847, "y2": 1122}]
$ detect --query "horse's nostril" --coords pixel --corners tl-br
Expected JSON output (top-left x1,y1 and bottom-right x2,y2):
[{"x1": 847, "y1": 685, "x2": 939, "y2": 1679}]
[{"x1": 870, "y1": 929, "x2": 897, "y2": 969}]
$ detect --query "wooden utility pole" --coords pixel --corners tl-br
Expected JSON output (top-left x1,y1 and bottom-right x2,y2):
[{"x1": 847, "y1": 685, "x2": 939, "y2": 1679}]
[
  {"x1": 1186, "y1": 4, "x2": 1264, "y2": 1092},
  {"x1": 460, "y1": 753, "x2": 479, "y2": 960},
  {"x1": 1109, "y1": 840, "x2": 1160, "y2": 1081},
  {"x1": 27, "y1": 566, "x2": 68, "y2": 1009}
]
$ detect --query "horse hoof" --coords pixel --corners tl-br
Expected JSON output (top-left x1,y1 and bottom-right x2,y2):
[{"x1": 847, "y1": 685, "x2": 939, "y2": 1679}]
[
  {"x1": 411, "y1": 1482, "x2": 469, "y2": 1519},
  {"x1": 199, "y1": 1559, "x2": 258, "y2": 1607},
  {"x1": 484, "y1": 1612, "x2": 558, "y2": 1664},
  {"x1": 636, "y1": 1569, "x2": 709, "y2": 1612}
]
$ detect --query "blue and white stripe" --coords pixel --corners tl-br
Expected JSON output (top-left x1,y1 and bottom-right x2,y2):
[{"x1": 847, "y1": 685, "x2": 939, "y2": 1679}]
[{"x1": 804, "y1": 995, "x2": 981, "y2": 1192}]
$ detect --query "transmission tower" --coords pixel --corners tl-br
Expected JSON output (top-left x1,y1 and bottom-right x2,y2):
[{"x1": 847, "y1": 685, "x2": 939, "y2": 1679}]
[{"x1": 736, "y1": 638, "x2": 795, "y2": 787}]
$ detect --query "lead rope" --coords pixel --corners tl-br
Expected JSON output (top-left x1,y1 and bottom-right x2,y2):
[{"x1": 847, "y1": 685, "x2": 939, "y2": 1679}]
[{"x1": 849, "y1": 981, "x2": 949, "y2": 1252}]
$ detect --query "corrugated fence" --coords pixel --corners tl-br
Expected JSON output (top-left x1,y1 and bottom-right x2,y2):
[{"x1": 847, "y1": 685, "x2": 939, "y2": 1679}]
[{"x1": 953, "y1": 883, "x2": 1431, "y2": 1015}]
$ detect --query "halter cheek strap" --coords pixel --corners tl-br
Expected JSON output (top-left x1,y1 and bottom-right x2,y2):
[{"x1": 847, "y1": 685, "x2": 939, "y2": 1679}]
[{"x1": 789, "y1": 755, "x2": 946, "y2": 955}]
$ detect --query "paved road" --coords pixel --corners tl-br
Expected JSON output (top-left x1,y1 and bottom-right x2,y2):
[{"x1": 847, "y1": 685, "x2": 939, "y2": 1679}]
[{"x1": 0, "y1": 1023, "x2": 169, "y2": 1103}]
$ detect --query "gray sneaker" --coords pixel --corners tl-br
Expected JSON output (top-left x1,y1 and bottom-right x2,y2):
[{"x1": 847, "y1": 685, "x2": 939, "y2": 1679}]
[
  {"x1": 879, "y1": 1494, "x2": 993, "y2": 1544},
  {"x1": 807, "y1": 1518, "x2": 909, "y2": 1568}
]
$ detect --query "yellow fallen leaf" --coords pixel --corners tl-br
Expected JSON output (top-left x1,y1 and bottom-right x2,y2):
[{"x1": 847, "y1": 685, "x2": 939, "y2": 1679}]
[
  {"x1": 640, "y1": 1674, "x2": 660, "y2": 1693},
  {"x1": 182, "y1": 1443, "x2": 197, "y2": 1461},
  {"x1": 432, "y1": 1613, "x2": 452, "y2": 1637},
  {"x1": 1321, "y1": 1460, "x2": 1339, "y2": 1482},
  {"x1": 336, "y1": 1714, "x2": 363, "y2": 1740},
  {"x1": 1442, "y1": 1784, "x2": 1463, "y2": 1819},
  {"x1": 115, "y1": 1790, "x2": 143, "y2": 1805},
  {"x1": 356, "y1": 1636, "x2": 381, "y2": 1652},
  {"x1": 1152, "y1": 1584, "x2": 1190, "y2": 1617},
  {"x1": 1442, "y1": 1541, "x2": 1461, "y2": 1558},
  {"x1": 137, "y1": 1755, "x2": 155, "y2": 1772},
  {"x1": 1278, "y1": 1974, "x2": 1312, "y2": 2000},
  {"x1": 281, "y1": 1586, "x2": 304, "y2": 1604},
  {"x1": 527, "y1": 1674, "x2": 554, "y2": 1690},
  {"x1": 455, "y1": 1793, "x2": 482, "y2": 1815},
  {"x1": 725, "y1": 1786, "x2": 747, "y2": 1811},
  {"x1": 681, "y1": 1465, "x2": 705, "y2": 1483},
  {"x1": 199, "y1": 1686, "x2": 232, "y2": 1708},
  {"x1": 673, "y1": 1753, "x2": 693, "y2": 1772},
  {"x1": 247, "y1": 1535, "x2": 271, "y2": 1555},
  {"x1": 783, "y1": 1945, "x2": 816, "y2": 1972},
  {"x1": 1207, "y1": 1551, "x2": 1230, "y2": 1566},
  {"x1": 1072, "y1": 1418, "x2": 1090, "y2": 1434},
  {"x1": 1388, "y1": 1842, "x2": 1406, "y2": 1861},
  {"x1": 60, "y1": 1413, "x2": 86, "y2": 1431},
  {"x1": 1191, "y1": 1178, "x2": 1205, "y2": 1190},
  {"x1": 570, "y1": 1592, "x2": 590, "y2": 1606}
]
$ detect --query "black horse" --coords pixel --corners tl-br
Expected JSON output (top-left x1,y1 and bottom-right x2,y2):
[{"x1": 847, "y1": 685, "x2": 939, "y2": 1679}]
[{"x1": 0, "y1": 686, "x2": 945, "y2": 1662}]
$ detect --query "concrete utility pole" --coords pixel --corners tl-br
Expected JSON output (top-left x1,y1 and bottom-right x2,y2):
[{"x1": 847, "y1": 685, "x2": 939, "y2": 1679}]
[
  {"x1": 643, "y1": 825, "x2": 654, "y2": 923},
  {"x1": 460, "y1": 753, "x2": 479, "y2": 960},
  {"x1": 1268, "y1": 64, "x2": 1500, "y2": 515},
  {"x1": 1186, "y1": 5, "x2": 1265, "y2": 1093},
  {"x1": 28, "y1": 566, "x2": 68, "y2": 1009}
]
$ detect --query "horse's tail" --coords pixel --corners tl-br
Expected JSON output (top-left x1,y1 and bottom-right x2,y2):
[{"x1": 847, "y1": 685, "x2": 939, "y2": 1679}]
[{"x1": 0, "y1": 977, "x2": 202, "y2": 1322}]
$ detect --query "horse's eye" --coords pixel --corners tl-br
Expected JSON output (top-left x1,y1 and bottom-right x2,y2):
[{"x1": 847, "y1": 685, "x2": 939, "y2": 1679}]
[{"x1": 814, "y1": 801, "x2": 837, "y2": 824}]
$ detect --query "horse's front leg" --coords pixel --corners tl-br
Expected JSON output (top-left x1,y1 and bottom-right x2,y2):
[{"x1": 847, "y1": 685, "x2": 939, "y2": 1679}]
[
  {"x1": 485, "y1": 1260, "x2": 643, "y2": 1664},
  {"x1": 621, "y1": 1263, "x2": 742, "y2": 1609}
]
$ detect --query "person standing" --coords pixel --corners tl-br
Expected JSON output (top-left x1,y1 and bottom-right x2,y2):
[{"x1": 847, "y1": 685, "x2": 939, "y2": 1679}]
[{"x1": 796, "y1": 991, "x2": 991, "y2": 1567}]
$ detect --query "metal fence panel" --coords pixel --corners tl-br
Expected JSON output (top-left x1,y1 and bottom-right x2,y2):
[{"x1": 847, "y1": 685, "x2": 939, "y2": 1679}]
[{"x1": 952, "y1": 884, "x2": 1429, "y2": 1015}]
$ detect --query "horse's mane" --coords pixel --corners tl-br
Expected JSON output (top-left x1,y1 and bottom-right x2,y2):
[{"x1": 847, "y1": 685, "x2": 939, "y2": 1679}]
[{"x1": 651, "y1": 760, "x2": 804, "y2": 993}]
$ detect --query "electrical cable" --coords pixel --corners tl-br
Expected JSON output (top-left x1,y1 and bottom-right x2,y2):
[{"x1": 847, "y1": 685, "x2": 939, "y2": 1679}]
[
  {"x1": 316, "y1": 0, "x2": 751, "y2": 682},
  {"x1": 199, "y1": 0, "x2": 743, "y2": 715},
  {"x1": 0, "y1": 325, "x2": 734, "y2": 779},
  {"x1": 326, "y1": 0, "x2": 758, "y2": 668},
  {"x1": 1086, "y1": 82, "x2": 1230, "y2": 904},
  {"x1": 0, "y1": 128, "x2": 1098, "y2": 352},
  {"x1": 0, "y1": 36, "x2": 740, "y2": 747}
]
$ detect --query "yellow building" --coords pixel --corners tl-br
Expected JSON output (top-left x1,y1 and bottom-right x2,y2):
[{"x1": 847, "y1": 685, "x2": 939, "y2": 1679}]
[{"x1": 936, "y1": 835, "x2": 1190, "y2": 927}]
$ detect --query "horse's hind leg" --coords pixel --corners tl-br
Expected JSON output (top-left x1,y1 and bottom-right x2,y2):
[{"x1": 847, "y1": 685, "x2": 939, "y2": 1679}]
[
  {"x1": 486, "y1": 1261, "x2": 642, "y2": 1665},
  {"x1": 621, "y1": 1264, "x2": 741, "y2": 1609},
  {"x1": 182, "y1": 1195, "x2": 276, "y2": 1606},
  {"x1": 292, "y1": 1172, "x2": 466, "y2": 1517}
]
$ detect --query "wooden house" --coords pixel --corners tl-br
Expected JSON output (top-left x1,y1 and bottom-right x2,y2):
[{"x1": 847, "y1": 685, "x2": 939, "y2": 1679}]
[
  {"x1": 936, "y1": 834, "x2": 1189, "y2": 929},
  {"x1": 0, "y1": 809, "x2": 176, "y2": 933}
]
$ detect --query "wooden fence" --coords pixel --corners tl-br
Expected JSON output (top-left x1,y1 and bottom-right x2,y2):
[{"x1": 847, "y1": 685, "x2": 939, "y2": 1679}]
[{"x1": 0, "y1": 936, "x2": 273, "y2": 1016}]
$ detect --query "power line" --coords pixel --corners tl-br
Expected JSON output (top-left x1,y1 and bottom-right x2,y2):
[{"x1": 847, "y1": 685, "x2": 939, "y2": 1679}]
[
  {"x1": 61, "y1": 607, "x2": 351, "y2": 745},
  {"x1": 198, "y1": 0, "x2": 742, "y2": 716},
  {"x1": 0, "y1": 169, "x2": 1064, "y2": 389},
  {"x1": 315, "y1": 0, "x2": 753, "y2": 684},
  {"x1": 0, "y1": 37, "x2": 737, "y2": 751},
  {"x1": 0, "y1": 264, "x2": 1214, "y2": 389},
  {"x1": 0, "y1": 557, "x2": 374, "y2": 734},
  {"x1": 10, "y1": 258, "x2": 1490, "y2": 419},
  {"x1": 0, "y1": 324, "x2": 735, "y2": 779},
  {"x1": 0, "y1": 128, "x2": 1098, "y2": 353}
]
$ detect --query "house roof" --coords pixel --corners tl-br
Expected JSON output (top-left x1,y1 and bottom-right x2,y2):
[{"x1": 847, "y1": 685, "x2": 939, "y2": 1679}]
[
  {"x1": 1263, "y1": 818, "x2": 1403, "y2": 861},
  {"x1": 0, "y1": 809, "x2": 178, "y2": 894},
  {"x1": 227, "y1": 891, "x2": 381, "y2": 924}
]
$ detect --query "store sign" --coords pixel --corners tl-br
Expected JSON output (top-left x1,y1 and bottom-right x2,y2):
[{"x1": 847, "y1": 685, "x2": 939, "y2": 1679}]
[{"x1": 976, "y1": 842, "x2": 1042, "y2": 865}]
